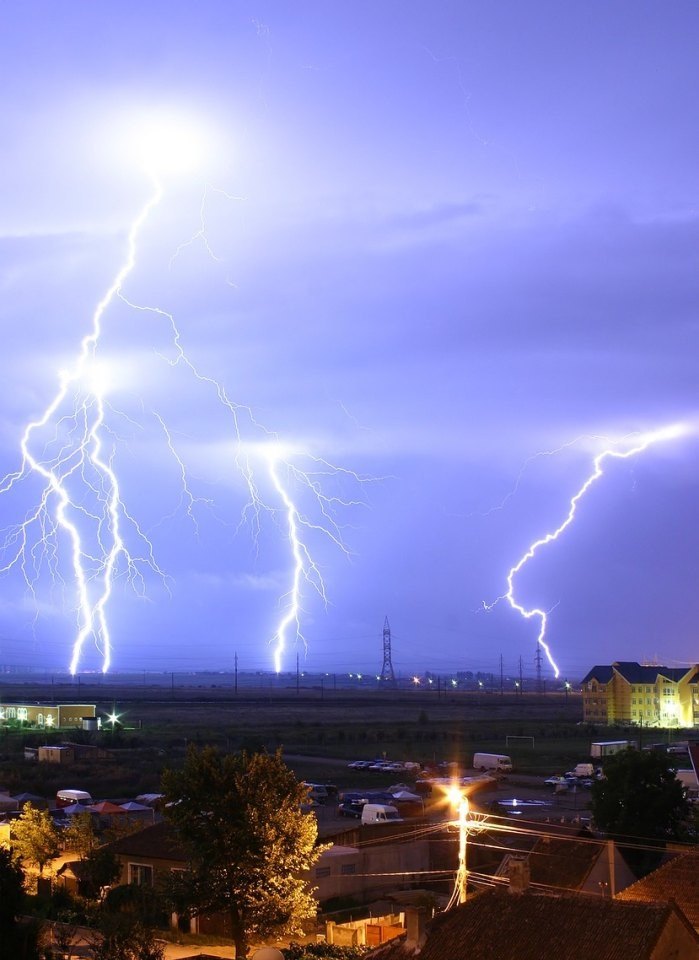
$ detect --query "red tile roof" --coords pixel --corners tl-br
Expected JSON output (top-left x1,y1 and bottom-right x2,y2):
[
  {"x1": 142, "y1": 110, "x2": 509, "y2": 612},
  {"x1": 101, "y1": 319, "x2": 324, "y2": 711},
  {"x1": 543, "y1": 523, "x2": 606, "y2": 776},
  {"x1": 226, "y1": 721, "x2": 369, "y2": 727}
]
[
  {"x1": 367, "y1": 889, "x2": 699, "y2": 960},
  {"x1": 618, "y1": 851, "x2": 699, "y2": 929}
]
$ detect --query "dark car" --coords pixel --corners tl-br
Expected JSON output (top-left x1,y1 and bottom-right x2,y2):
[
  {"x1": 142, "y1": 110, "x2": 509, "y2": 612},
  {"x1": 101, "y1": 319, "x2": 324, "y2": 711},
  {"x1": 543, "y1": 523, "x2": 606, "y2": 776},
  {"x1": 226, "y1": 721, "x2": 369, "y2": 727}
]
[{"x1": 338, "y1": 801, "x2": 364, "y2": 818}]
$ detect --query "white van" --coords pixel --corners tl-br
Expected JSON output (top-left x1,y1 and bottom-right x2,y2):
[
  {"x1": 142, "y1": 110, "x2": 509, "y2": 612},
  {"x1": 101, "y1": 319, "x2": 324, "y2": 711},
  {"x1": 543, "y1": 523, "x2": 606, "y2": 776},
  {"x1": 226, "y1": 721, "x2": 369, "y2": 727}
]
[
  {"x1": 361, "y1": 803, "x2": 403, "y2": 825},
  {"x1": 56, "y1": 789, "x2": 93, "y2": 808},
  {"x1": 473, "y1": 753, "x2": 512, "y2": 774}
]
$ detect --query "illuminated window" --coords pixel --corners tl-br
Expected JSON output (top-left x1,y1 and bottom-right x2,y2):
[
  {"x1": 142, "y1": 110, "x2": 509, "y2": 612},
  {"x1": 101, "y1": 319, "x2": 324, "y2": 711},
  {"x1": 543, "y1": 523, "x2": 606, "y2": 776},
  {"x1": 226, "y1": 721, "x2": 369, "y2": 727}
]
[{"x1": 17, "y1": 708, "x2": 28, "y2": 721}]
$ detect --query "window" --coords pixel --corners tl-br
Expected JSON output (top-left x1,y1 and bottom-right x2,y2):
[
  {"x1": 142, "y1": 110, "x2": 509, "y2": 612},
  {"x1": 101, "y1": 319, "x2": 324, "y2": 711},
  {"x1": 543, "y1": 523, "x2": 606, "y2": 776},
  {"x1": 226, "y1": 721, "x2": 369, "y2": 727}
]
[
  {"x1": 128, "y1": 863, "x2": 153, "y2": 886},
  {"x1": 17, "y1": 708, "x2": 28, "y2": 721},
  {"x1": 315, "y1": 867, "x2": 331, "y2": 879},
  {"x1": 6, "y1": 708, "x2": 16, "y2": 719},
  {"x1": 340, "y1": 864, "x2": 357, "y2": 875}
]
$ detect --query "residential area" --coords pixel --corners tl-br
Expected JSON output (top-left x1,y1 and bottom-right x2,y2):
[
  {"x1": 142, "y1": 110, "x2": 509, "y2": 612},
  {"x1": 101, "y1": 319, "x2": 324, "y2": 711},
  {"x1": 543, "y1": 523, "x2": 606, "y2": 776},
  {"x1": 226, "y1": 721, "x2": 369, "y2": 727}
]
[{"x1": 2, "y1": 685, "x2": 699, "y2": 959}]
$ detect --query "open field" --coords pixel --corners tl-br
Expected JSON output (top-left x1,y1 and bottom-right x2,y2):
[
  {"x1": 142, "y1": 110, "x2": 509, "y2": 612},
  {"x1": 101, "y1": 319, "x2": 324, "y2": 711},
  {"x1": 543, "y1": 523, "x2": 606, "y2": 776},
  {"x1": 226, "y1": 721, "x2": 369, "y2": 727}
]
[{"x1": 0, "y1": 680, "x2": 651, "y2": 801}]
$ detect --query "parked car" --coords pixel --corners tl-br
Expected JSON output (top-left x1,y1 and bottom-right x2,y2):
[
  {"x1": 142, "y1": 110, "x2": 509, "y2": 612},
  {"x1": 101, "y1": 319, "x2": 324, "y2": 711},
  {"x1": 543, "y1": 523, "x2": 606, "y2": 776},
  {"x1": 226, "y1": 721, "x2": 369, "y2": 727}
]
[
  {"x1": 544, "y1": 775, "x2": 576, "y2": 787},
  {"x1": 338, "y1": 801, "x2": 364, "y2": 818}
]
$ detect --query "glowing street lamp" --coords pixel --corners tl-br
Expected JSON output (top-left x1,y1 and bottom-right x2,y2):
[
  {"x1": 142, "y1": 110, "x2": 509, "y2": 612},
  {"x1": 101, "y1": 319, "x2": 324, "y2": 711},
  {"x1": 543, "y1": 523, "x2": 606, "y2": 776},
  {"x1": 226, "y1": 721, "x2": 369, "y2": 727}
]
[
  {"x1": 447, "y1": 786, "x2": 469, "y2": 905},
  {"x1": 106, "y1": 710, "x2": 120, "y2": 729}
]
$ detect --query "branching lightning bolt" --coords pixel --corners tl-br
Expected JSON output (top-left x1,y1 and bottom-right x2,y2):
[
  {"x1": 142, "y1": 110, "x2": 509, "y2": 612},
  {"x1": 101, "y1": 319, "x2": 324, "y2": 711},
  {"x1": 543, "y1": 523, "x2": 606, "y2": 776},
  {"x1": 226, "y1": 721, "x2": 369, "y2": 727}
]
[
  {"x1": 0, "y1": 177, "x2": 167, "y2": 674},
  {"x1": 1, "y1": 153, "x2": 376, "y2": 674},
  {"x1": 484, "y1": 423, "x2": 688, "y2": 678},
  {"x1": 265, "y1": 451, "x2": 374, "y2": 672}
]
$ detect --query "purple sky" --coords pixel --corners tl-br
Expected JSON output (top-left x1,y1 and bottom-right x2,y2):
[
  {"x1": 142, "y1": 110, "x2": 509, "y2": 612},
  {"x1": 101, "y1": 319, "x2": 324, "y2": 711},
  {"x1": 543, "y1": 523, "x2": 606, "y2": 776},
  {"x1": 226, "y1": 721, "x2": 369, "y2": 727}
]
[{"x1": 1, "y1": 2, "x2": 698, "y2": 680}]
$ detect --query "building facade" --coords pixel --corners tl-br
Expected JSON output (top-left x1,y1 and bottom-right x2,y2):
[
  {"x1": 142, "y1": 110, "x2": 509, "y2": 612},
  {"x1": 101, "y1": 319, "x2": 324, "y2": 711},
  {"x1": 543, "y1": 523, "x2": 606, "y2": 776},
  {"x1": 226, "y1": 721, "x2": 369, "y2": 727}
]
[
  {"x1": 0, "y1": 703, "x2": 96, "y2": 728},
  {"x1": 581, "y1": 662, "x2": 699, "y2": 727}
]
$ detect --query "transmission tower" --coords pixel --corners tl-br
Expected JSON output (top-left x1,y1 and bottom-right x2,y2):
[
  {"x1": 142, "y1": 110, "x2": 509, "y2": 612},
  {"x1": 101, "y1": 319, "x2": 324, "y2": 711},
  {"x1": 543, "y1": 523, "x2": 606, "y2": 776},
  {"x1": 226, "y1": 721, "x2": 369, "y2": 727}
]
[
  {"x1": 535, "y1": 643, "x2": 543, "y2": 693},
  {"x1": 379, "y1": 616, "x2": 396, "y2": 686}
]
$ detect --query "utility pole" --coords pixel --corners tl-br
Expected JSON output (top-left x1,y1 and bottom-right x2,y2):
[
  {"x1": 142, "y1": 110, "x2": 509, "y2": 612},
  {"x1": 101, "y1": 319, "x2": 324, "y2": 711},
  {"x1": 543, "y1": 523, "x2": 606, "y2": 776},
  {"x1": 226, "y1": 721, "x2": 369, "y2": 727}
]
[
  {"x1": 234, "y1": 652, "x2": 238, "y2": 696},
  {"x1": 519, "y1": 656, "x2": 523, "y2": 694},
  {"x1": 500, "y1": 654, "x2": 504, "y2": 698},
  {"x1": 296, "y1": 652, "x2": 300, "y2": 695},
  {"x1": 378, "y1": 616, "x2": 396, "y2": 686},
  {"x1": 449, "y1": 788, "x2": 469, "y2": 905}
]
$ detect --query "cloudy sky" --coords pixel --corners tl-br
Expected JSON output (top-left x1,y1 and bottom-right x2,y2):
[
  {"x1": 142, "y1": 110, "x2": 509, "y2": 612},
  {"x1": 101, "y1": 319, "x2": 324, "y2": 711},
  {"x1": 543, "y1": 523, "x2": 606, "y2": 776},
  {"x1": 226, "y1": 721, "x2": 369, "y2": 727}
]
[{"x1": 1, "y1": 2, "x2": 698, "y2": 680}]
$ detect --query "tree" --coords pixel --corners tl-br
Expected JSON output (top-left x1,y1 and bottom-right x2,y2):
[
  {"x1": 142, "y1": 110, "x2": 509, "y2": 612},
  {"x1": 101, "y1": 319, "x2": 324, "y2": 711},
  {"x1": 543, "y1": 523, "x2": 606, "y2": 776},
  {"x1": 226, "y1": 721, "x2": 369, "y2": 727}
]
[
  {"x1": 0, "y1": 848, "x2": 41, "y2": 960},
  {"x1": 12, "y1": 803, "x2": 61, "y2": 876},
  {"x1": 0, "y1": 846, "x2": 25, "y2": 938},
  {"x1": 77, "y1": 847, "x2": 121, "y2": 900},
  {"x1": 591, "y1": 748, "x2": 689, "y2": 842},
  {"x1": 162, "y1": 746, "x2": 322, "y2": 958},
  {"x1": 63, "y1": 811, "x2": 98, "y2": 859},
  {"x1": 87, "y1": 914, "x2": 164, "y2": 960}
]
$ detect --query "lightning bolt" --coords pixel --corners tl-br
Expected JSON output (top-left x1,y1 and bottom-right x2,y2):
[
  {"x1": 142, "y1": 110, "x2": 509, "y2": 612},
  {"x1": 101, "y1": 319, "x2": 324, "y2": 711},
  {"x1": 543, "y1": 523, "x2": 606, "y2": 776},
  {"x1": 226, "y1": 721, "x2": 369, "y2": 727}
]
[
  {"x1": 484, "y1": 423, "x2": 688, "y2": 678},
  {"x1": 265, "y1": 450, "x2": 373, "y2": 671},
  {"x1": 0, "y1": 177, "x2": 166, "y2": 674},
  {"x1": 1, "y1": 156, "x2": 375, "y2": 674}
]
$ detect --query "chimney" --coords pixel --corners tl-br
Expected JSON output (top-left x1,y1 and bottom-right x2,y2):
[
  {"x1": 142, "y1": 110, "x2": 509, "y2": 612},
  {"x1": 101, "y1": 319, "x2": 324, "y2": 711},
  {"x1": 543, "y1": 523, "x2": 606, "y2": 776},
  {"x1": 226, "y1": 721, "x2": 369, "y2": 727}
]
[
  {"x1": 405, "y1": 908, "x2": 427, "y2": 949},
  {"x1": 507, "y1": 856, "x2": 531, "y2": 893}
]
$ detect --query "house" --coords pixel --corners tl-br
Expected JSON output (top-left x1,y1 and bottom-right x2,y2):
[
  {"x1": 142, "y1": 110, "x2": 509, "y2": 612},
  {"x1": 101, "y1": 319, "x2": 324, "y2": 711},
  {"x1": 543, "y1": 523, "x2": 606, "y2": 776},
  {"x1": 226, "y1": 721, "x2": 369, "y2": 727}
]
[
  {"x1": 617, "y1": 851, "x2": 699, "y2": 932},
  {"x1": 365, "y1": 889, "x2": 699, "y2": 960},
  {"x1": 308, "y1": 837, "x2": 430, "y2": 905},
  {"x1": 104, "y1": 821, "x2": 208, "y2": 934},
  {"x1": 105, "y1": 818, "x2": 433, "y2": 934},
  {"x1": 581, "y1": 662, "x2": 699, "y2": 726}
]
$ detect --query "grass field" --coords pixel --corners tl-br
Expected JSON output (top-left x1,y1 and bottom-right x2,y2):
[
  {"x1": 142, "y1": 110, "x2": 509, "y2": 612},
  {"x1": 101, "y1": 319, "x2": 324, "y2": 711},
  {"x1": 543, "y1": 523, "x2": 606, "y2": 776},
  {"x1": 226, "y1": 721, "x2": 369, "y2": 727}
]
[{"x1": 0, "y1": 682, "x2": 674, "y2": 799}]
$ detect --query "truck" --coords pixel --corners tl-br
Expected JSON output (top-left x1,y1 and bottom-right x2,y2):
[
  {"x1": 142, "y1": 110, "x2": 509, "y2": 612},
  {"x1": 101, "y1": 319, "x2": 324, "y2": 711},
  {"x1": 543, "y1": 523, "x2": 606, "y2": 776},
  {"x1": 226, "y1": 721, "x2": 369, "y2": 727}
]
[
  {"x1": 360, "y1": 803, "x2": 403, "y2": 825},
  {"x1": 302, "y1": 783, "x2": 329, "y2": 805},
  {"x1": 590, "y1": 740, "x2": 637, "y2": 759},
  {"x1": 473, "y1": 753, "x2": 512, "y2": 774}
]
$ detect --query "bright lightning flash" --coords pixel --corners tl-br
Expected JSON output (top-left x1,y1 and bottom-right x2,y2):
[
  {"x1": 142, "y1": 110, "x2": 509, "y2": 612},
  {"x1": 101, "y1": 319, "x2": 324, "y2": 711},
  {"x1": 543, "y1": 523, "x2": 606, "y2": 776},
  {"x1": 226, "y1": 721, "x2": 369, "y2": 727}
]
[
  {"x1": 485, "y1": 423, "x2": 688, "y2": 678},
  {"x1": 263, "y1": 445, "x2": 371, "y2": 672},
  {"x1": 1, "y1": 116, "x2": 373, "y2": 675},
  {"x1": 0, "y1": 179, "x2": 166, "y2": 674}
]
